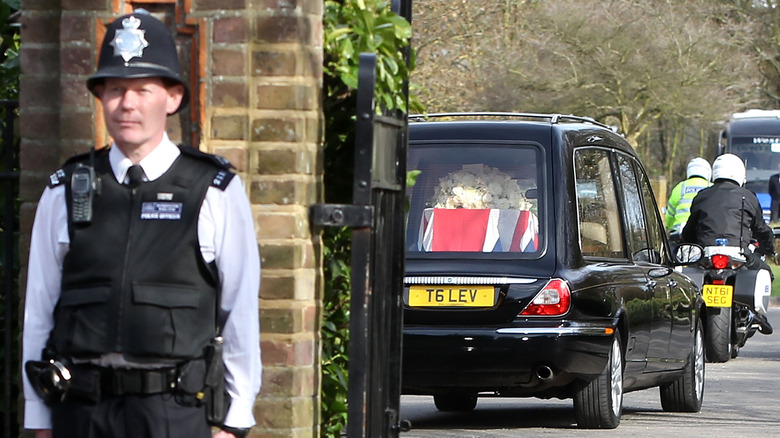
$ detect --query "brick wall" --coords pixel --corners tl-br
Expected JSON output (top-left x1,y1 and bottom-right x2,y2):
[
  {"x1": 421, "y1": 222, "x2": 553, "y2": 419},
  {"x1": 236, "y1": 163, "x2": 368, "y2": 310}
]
[{"x1": 19, "y1": 1, "x2": 324, "y2": 436}]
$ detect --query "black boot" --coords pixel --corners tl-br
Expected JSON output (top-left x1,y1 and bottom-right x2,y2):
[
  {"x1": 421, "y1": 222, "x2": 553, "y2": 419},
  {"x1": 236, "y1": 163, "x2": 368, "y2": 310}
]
[{"x1": 755, "y1": 312, "x2": 774, "y2": 335}]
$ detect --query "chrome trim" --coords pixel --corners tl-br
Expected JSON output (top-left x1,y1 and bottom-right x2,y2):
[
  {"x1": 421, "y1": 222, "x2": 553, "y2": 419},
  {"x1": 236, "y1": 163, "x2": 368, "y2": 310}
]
[
  {"x1": 495, "y1": 326, "x2": 613, "y2": 336},
  {"x1": 404, "y1": 276, "x2": 537, "y2": 285},
  {"x1": 407, "y1": 112, "x2": 613, "y2": 130}
]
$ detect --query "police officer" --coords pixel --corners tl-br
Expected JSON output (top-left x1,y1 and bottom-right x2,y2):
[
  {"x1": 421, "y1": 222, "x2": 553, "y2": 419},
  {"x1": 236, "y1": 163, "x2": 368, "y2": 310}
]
[
  {"x1": 682, "y1": 153, "x2": 775, "y2": 335},
  {"x1": 21, "y1": 11, "x2": 260, "y2": 438},
  {"x1": 665, "y1": 157, "x2": 712, "y2": 238},
  {"x1": 682, "y1": 153, "x2": 775, "y2": 275}
]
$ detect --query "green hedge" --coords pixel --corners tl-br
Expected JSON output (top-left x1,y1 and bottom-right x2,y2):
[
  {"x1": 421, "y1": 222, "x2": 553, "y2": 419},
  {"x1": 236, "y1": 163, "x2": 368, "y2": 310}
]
[{"x1": 321, "y1": 1, "x2": 418, "y2": 436}]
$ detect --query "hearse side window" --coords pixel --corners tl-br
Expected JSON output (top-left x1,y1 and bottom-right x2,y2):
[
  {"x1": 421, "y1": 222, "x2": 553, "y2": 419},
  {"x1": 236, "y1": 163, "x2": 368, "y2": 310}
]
[
  {"x1": 616, "y1": 154, "x2": 654, "y2": 263},
  {"x1": 639, "y1": 166, "x2": 670, "y2": 265},
  {"x1": 405, "y1": 143, "x2": 541, "y2": 254},
  {"x1": 574, "y1": 148, "x2": 625, "y2": 259}
]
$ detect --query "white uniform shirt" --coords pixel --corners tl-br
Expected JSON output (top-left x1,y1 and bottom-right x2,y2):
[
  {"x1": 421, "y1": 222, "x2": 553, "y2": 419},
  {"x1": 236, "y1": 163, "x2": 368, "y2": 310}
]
[{"x1": 22, "y1": 136, "x2": 262, "y2": 429}]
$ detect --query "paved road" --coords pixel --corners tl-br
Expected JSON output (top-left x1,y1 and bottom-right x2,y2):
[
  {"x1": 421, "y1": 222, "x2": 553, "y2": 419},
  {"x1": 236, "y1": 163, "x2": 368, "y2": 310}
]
[{"x1": 399, "y1": 308, "x2": 780, "y2": 438}]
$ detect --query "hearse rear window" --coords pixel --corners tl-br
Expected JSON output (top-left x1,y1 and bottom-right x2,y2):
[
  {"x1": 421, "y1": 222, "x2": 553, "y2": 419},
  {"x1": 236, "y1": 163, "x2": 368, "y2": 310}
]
[{"x1": 406, "y1": 143, "x2": 542, "y2": 254}]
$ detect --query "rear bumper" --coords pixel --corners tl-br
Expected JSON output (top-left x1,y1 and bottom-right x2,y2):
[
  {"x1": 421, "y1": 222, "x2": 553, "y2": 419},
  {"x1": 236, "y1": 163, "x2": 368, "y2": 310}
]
[{"x1": 402, "y1": 322, "x2": 614, "y2": 397}]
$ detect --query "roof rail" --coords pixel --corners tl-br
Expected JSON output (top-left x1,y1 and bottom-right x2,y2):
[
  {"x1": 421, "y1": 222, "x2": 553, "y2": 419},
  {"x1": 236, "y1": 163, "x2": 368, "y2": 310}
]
[{"x1": 408, "y1": 112, "x2": 612, "y2": 130}]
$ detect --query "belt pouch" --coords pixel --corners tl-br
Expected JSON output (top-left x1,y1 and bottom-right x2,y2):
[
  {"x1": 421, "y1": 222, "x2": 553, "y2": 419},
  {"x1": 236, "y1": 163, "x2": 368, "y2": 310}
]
[
  {"x1": 68, "y1": 367, "x2": 101, "y2": 404},
  {"x1": 175, "y1": 359, "x2": 207, "y2": 407}
]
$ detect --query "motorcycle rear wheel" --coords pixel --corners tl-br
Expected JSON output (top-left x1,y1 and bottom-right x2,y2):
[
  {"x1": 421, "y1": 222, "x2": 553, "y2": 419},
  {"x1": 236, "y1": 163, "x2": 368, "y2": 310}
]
[{"x1": 704, "y1": 306, "x2": 732, "y2": 363}]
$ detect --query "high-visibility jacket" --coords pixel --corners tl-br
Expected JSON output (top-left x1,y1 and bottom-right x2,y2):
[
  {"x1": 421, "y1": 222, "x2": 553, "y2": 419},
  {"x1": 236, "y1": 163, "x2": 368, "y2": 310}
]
[{"x1": 665, "y1": 176, "x2": 711, "y2": 234}]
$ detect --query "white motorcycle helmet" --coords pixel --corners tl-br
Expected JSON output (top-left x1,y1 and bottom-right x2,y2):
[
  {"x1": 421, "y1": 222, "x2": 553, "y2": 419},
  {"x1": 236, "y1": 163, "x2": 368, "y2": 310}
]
[
  {"x1": 711, "y1": 153, "x2": 746, "y2": 186},
  {"x1": 686, "y1": 157, "x2": 712, "y2": 181}
]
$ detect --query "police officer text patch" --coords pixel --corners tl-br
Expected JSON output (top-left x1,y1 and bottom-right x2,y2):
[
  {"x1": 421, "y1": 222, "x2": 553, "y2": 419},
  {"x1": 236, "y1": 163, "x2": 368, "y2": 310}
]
[{"x1": 141, "y1": 202, "x2": 183, "y2": 220}]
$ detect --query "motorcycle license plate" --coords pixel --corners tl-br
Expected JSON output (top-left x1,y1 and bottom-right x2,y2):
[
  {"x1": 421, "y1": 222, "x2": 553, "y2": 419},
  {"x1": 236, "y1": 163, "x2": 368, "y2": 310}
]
[
  {"x1": 408, "y1": 285, "x2": 494, "y2": 307},
  {"x1": 702, "y1": 284, "x2": 733, "y2": 307}
]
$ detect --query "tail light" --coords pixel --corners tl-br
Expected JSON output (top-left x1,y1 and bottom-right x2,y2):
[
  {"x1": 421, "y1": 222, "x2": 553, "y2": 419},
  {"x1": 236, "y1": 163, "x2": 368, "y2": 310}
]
[
  {"x1": 711, "y1": 254, "x2": 730, "y2": 269},
  {"x1": 520, "y1": 278, "x2": 571, "y2": 316}
]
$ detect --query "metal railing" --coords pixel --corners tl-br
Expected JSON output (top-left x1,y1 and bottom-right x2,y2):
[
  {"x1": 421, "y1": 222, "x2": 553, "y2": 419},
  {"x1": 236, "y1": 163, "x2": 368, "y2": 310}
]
[{"x1": 0, "y1": 99, "x2": 18, "y2": 438}]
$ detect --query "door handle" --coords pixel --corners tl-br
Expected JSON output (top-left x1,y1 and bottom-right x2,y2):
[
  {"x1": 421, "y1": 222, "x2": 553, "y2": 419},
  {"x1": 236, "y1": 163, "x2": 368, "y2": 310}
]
[{"x1": 647, "y1": 279, "x2": 657, "y2": 288}]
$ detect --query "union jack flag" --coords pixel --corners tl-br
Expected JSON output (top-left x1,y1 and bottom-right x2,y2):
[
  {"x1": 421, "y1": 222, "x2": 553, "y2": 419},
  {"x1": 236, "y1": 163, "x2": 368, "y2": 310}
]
[{"x1": 420, "y1": 208, "x2": 539, "y2": 253}]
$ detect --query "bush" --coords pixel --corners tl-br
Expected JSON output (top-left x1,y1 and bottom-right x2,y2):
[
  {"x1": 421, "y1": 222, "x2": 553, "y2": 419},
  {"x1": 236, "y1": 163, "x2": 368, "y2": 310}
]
[{"x1": 321, "y1": 1, "x2": 418, "y2": 436}]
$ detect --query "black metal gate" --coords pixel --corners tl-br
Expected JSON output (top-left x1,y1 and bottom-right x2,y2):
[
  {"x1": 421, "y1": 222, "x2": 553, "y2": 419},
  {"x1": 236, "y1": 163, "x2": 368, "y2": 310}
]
[
  {"x1": 0, "y1": 100, "x2": 19, "y2": 438},
  {"x1": 311, "y1": 51, "x2": 409, "y2": 437},
  {"x1": 348, "y1": 52, "x2": 407, "y2": 437}
]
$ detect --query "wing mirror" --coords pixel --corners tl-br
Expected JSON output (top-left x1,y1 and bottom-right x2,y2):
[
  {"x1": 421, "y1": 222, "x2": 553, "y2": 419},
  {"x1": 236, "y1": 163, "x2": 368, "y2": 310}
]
[{"x1": 673, "y1": 243, "x2": 703, "y2": 265}]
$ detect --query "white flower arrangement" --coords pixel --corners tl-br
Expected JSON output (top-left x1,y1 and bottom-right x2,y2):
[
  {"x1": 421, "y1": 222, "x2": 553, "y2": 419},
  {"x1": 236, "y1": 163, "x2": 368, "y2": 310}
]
[{"x1": 430, "y1": 164, "x2": 531, "y2": 210}]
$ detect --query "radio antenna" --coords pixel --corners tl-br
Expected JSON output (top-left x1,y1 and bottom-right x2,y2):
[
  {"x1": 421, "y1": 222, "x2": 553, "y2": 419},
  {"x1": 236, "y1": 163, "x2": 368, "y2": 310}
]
[{"x1": 740, "y1": 196, "x2": 745, "y2": 253}]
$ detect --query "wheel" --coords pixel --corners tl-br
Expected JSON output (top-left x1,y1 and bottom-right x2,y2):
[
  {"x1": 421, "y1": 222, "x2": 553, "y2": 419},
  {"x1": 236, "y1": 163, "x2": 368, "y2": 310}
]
[
  {"x1": 573, "y1": 333, "x2": 623, "y2": 429},
  {"x1": 704, "y1": 306, "x2": 732, "y2": 363},
  {"x1": 731, "y1": 344, "x2": 740, "y2": 359},
  {"x1": 433, "y1": 393, "x2": 477, "y2": 412},
  {"x1": 660, "y1": 317, "x2": 704, "y2": 412}
]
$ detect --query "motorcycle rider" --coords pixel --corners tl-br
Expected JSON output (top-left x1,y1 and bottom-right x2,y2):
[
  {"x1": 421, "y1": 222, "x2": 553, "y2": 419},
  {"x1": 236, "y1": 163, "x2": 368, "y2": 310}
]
[
  {"x1": 681, "y1": 153, "x2": 775, "y2": 332},
  {"x1": 665, "y1": 157, "x2": 712, "y2": 240}
]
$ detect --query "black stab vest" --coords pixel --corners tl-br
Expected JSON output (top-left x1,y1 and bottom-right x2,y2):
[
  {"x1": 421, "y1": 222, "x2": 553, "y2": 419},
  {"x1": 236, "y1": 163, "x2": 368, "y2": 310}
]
[{"x1": 48, "y1": 146, "x2": 235, "y2": 363}]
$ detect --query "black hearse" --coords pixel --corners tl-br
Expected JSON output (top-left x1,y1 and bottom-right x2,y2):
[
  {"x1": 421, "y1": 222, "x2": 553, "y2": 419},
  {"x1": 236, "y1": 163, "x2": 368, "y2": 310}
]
[{"x1": 402, "y1": 113, "x2": 704, "y2": 429}]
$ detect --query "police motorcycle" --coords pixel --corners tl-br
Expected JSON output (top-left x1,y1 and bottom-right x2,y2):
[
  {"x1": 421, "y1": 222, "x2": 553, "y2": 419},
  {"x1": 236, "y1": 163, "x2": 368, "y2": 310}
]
[{"x1": 680, "y1": 237, "x2": 773, "y2": 362}]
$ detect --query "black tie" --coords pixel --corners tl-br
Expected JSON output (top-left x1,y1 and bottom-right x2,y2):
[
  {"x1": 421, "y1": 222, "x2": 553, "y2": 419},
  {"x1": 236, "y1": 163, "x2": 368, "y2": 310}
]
[{"x1": 127, "y1": 165, "x2": 145, "y2": 188}]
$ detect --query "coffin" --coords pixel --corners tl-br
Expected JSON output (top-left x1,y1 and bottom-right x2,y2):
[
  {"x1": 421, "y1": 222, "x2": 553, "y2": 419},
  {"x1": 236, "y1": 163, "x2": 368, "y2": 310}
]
[{"x1": 418, "y1": 208, "x2": 538, "y2": 252}]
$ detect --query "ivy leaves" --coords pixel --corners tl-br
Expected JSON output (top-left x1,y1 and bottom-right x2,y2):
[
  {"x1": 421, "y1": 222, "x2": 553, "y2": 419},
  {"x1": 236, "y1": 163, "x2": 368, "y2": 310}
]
[{"x1": 324, "y1": 0, "x2": 417, "y2": 113}]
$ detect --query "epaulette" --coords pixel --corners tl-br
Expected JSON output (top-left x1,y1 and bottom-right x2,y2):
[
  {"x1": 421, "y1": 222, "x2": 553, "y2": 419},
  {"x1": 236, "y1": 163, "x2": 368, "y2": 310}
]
[
  {"x1": 178, "y1": 145, "x2": 236, "y2": 190},
  {"x1": 211, "y1": 169, "x2": 235, "y2": 191},
  {"x1": 178, "y1": 145, "x2": 235, "y2": 171},
  {"x1": 48, "y1": 168, "x2": 68, "y2": 188}
]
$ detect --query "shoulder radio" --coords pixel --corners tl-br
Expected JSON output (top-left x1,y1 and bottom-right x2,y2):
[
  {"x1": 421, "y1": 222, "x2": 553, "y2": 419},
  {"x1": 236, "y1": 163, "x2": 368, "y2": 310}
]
[{"x1": 70, "y1": 164, "x2": 96, "y2": 224}]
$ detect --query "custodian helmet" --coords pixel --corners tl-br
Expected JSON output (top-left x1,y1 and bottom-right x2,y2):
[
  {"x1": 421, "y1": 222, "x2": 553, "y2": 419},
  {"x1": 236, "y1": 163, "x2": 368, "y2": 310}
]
[
  {"x1": 86, "y1": 10, "x2": 189, "y2": 113},
  {"x1": 686, "y1": 157, "x2": 712, "y2": 181},
  {"x1": 711, "y1": 153, "x2": 746, "y2": 186}
]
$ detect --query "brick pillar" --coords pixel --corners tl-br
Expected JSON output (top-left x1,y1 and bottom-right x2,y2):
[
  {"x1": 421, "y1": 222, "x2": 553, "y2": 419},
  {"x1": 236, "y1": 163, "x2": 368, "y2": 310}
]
[
  {"x1": 250, "y1": 3, "x2": 323, "y2": 436},
  {"x1": 20, "y1": 1, "x2": 324, "y2": 437},
  {"x1": 193, "y1": 0, "x2": 324, "y2": 435}
]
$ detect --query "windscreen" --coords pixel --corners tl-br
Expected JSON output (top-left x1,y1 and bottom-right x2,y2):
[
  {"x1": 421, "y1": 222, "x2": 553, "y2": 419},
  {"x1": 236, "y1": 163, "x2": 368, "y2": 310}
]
[
  {"x1": 406, "y1": 142, "x2": 543, "y2": 255},
  {"x1": 731, "y1": 136, "x2": 780, "y2": 180},
  {"x1": 728, "y1": 131, "x2": 780, "y2": 214}
]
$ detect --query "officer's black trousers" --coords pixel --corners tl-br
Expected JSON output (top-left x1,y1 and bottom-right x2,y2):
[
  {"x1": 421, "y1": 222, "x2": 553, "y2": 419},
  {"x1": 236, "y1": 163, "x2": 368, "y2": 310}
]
[{"x1": 51, "y1": 393, "x2": 211, "y2": 438}]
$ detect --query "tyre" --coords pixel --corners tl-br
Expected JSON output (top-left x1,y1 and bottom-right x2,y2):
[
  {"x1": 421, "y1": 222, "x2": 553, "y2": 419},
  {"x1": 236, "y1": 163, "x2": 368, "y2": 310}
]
[
  {"x1": 433, "y1": 393, "x2": 477, "y2": 412},
  {"x1": 704, "y1": 306, "x2": 732, "y2": 363},
  {"x1": 573, "y1": 333, "x2": 623, "y2": 429},
  {"x1": 660, "y1": 317, "x2": 704, "y2": 412}
]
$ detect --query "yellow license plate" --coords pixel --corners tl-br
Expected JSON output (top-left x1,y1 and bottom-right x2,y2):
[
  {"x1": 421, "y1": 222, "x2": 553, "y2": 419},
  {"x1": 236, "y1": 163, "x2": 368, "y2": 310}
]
[
  {"x1": 408, "y1": 285, "x2": 495, "y2": 307},
  {"x1": 703, "y1": 284, "x2": 733, "y2": 307}
]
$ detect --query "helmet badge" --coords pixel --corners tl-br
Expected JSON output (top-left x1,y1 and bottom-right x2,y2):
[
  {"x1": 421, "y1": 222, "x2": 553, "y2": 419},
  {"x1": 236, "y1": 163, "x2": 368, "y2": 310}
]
[{"x1": 110, "y1": 15, "x2": 149, "y2": 63}]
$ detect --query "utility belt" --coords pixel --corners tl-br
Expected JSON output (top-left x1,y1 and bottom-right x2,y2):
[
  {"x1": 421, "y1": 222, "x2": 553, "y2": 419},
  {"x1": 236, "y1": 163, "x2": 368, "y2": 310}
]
[
  {"x1": 26, "y1": 337, "x2": 229, "y2": 425},
  {"x1": 26, "y1": 360, "x2": 198, "y2": 403},
  {"x1": 70, "y1": 364, "x2": 179, "y2": 399}
]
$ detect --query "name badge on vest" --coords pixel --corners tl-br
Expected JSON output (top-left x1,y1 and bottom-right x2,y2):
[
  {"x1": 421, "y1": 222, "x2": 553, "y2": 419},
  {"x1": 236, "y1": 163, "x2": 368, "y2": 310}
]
[{"x1": 141, "y1": 202, "x2": 183, "y2": 220}]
